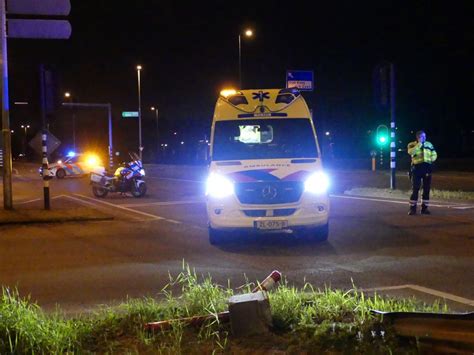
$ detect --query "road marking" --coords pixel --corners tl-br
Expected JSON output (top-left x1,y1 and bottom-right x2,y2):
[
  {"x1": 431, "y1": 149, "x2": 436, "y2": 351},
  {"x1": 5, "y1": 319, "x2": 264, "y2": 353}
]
[
  {"x1": 15, "y1": 198, "x2": 42, "y2": 205},
  {"x1": 362, "y1": 284, "x2": 474, "y2": 307},
  {"x1": 331, "y1": 194, "x2": 474, "y2": 209},
  {"x1": 121, "y1": 199, "x2": 204, "y2": 207},
  {"x1": 72, "y1": 193, "x2": 182, "y2": 224},
  {"x1": 15, "y1": 195, "x2": 65, "y2": 205}
]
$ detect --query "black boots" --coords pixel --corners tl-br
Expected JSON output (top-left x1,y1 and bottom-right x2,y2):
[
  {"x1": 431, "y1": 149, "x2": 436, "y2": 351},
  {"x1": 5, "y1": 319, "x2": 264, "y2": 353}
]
[
  {"x1": 409, "y1": 205, "x2": 430, "y2": 215},
  {"x1": 421, "y1": 204, "x2": 431, "y2": 215}
]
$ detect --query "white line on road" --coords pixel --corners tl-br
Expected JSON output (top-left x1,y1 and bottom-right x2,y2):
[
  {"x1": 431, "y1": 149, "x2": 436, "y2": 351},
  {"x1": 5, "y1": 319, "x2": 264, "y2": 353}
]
[
  {"x1": 362, "y1": 284, "x2": 474, "y2": 307},
  {"x1": 330, "y1": 194, "x2": 474, "y2": 209},
  {"x1": 121, "y1": 200, "x2": 205, "y2": 208},
  {"x1": 15, "y1": 194, "x2": 65, "y2": 205},
  {"x1": 15, "y1": 198, "x2": 42, "y2": 205},
  {"x1": 72, "y1": 194, "x2": 182, "y2": 224}
]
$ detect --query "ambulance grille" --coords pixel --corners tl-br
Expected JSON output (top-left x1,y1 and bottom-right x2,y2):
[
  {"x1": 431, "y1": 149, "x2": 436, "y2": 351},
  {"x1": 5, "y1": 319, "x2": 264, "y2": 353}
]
[{"x1": 235, "y1": 181, "x2": 304, "y2": 205}]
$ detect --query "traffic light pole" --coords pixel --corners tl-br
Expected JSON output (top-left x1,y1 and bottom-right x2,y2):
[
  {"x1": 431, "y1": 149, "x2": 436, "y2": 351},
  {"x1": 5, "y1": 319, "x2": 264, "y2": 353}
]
[
  {"x1": 390, "y1": 63, "x2": 396, "y2": 189},
  {"x1": 1, "y1": 0, "x2": 13, "y2": 210}
]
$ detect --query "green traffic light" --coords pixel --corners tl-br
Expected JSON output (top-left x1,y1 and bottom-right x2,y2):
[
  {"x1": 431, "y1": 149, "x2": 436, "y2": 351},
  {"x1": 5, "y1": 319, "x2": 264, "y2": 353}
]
[{"x1": 379, "y1": 136, "x2": 387, "y2": 144}]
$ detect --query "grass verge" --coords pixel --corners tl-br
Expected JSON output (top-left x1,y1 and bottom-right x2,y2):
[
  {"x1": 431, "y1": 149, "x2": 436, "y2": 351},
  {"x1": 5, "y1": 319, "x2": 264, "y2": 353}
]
[
  {"x1": 0, "y1": 264, "x2": 448, "y2": 354},
  {"x1": 345, "y1": 187, "x2": 474, "y2": 201}
]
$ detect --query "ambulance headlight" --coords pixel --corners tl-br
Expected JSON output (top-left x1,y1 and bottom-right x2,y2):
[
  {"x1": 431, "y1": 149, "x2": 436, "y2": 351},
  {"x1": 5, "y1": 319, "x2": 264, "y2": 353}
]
[
  {"x1": 139, "y1": 169, "x2": 145, "y2": 176},
  {"x1": 304, "y1": 172, "x2": 330, "y2": 194},
  {"x1": 206, "y1": 173, "x2": 234, "y2": 198}
]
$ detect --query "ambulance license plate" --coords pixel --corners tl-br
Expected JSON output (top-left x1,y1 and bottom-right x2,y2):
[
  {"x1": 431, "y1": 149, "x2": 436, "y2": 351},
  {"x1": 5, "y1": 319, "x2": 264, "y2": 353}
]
[{"x1": 254, "y1": 220, "x2": 288, "y2": 230}]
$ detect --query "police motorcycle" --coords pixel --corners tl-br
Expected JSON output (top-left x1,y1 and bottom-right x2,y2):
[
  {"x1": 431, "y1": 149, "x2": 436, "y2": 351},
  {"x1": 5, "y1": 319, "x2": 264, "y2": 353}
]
[{"x1": 90, "y1": 152, "x2": 147, "y2": 198}]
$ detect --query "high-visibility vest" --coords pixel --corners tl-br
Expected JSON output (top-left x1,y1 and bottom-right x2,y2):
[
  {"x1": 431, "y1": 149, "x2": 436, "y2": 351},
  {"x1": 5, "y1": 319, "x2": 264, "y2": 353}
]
[{"x1": 407, "y1": 141, "x2": 437, "y2": 165}]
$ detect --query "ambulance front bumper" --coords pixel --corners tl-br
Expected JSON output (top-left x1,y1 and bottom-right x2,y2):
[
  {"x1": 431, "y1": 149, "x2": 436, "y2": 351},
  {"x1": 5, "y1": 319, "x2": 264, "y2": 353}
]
[{"x1": 207, "y1": 194, "x2": 329, "y2": 231}]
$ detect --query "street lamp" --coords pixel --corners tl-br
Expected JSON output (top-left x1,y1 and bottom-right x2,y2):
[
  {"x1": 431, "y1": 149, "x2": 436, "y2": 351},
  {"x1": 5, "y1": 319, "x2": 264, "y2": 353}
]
[
  {"x1": 151, "y1": 106, "x2": 159, "y2": 161},
  {"x1": 64, "y1": 92, "x2": 76, "y2": 152},
  {"x1": 238, "y1": 28, "x2": 253, "y2": 89},
  {"x1": 136, "y1": 65, "x2": 143, "y2": 160}
]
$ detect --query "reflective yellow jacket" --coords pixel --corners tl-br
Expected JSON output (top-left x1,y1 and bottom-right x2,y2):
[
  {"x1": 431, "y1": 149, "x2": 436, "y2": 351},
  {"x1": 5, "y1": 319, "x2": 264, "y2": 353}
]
[{"x1": 407, "y1": 141, "x2": 437, "y2": 165}]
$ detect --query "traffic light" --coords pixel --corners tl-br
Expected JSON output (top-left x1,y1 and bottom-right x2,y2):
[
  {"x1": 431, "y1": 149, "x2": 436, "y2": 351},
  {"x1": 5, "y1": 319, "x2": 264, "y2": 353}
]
[{"x1": 376, "y1": 125, "x2": 389, "y2": 147}]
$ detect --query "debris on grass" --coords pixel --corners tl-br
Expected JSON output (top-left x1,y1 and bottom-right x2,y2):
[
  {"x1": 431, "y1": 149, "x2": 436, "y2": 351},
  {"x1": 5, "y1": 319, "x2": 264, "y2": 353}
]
[{"x1": 0, "y1": 265, "x2": 450, "y2": 354}]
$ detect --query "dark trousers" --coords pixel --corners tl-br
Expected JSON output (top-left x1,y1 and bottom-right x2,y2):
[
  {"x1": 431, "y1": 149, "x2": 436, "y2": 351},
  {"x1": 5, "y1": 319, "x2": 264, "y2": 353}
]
[{"x1": 409, "y1": 163, "x2": 432, "y2": 207}]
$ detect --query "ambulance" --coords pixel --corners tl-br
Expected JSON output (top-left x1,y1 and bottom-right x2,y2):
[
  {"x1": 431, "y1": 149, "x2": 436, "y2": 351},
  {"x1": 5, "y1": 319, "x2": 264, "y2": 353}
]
[{"x1": 206, "y1": 88, "x2": 330, "y2": 245}]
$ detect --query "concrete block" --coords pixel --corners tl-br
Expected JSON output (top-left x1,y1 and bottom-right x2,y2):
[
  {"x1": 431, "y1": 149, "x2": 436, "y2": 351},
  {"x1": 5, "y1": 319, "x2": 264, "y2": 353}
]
[{"x1": 228, "y1": 291, "x2": 272, "y2": 337}]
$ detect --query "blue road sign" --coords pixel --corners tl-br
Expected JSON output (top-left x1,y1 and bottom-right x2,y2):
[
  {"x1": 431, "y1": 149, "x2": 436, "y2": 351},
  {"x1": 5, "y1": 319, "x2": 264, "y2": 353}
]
[
  {"x1": 286, "y1": 70, "x2": 314, "y2": 91},
  {"x1": 7, "y1": 0, "x2": 71, "y2": 16},
  {"x1": 8, "y1": 19, "x2": 72, "y2": 39}
]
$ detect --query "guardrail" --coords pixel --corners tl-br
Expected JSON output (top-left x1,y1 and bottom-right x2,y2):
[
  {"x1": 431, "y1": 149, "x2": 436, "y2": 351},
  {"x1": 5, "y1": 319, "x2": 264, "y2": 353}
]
[{"x1": 373, "y1": 310, "x2": 474, "y2": 352}]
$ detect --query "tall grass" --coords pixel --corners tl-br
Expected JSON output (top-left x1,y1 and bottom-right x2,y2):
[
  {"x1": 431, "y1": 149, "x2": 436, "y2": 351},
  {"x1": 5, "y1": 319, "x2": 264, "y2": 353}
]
[{"x1": 0, "y1": 264, "x2": 448, "y2": 354}]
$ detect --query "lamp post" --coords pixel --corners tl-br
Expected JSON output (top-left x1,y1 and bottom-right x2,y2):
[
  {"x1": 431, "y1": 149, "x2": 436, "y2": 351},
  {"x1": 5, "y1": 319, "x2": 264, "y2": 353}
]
[
  {"x1": 238, "y1": 29, "x2": 253, "y2": 89},
  {"x1": 136, "y1": 65, "x2": 143, "y2": 161},
  {"x1": 151, "y1": 106, "x2": 159, "y2": 162},
  {"x1": 20, "y1": 124, "x2": 29, "y2": 154},
  {"x1": 64, "y1": 92, "x2": 76, "y2": 152}
]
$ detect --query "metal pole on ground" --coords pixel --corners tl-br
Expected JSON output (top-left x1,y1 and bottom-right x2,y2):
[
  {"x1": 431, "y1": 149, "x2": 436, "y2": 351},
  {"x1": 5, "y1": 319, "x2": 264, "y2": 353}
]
[
  {"x1": 1, "y1": 0, "x2": 13, "y2": 210},
  {"x1": 390, "y1": 63, "x2": 396, "y2": 189},
  {"x1": 136, "y1": 65, "x2": 143, "y2": 161},
  {"x1": 107, "y1": 103, "x2": 113, "y2": 170},
  {"x1": 39, "y1": 65, "x2": 51, "y2": 210}
]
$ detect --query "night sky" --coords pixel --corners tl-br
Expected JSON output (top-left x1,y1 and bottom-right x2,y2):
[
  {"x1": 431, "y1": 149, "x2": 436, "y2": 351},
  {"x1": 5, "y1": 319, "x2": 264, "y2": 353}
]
[{"x1": 7, "y1": 1, "x2": 474, "y2": 161}]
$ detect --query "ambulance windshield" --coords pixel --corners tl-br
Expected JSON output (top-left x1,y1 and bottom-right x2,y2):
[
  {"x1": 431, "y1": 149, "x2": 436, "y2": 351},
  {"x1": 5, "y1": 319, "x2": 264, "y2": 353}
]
[{"x1": 212, "y1": 119, "x2": 318, "y2": 161}]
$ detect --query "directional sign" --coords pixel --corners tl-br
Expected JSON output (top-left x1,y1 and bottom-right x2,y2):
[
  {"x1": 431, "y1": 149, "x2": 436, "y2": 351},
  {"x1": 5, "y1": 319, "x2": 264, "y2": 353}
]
[
  {"x1": 122, "y1": 111, "x2": 139, "y2": 118},
  {"x1": 8, "y1": 19, "x2": 72, "y2": 39},
  {"x1": 7, "y1": 0, "x2": 71, "y2": 16},
  {"x1": 29, "y1": 131, "x2": 61, "y2": 156},
  {"x1": 286, "y1": 70, "x2": 314, "y2": 91}
]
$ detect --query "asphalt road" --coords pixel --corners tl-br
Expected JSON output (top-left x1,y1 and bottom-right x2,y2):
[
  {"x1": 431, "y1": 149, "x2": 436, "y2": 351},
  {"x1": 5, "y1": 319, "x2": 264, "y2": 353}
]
[{"x1": 0, "y1": 164, "x2": 473, "y2": 313}]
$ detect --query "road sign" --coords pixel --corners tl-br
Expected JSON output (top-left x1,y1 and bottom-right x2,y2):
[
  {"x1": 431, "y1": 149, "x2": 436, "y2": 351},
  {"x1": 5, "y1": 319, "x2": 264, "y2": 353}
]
[
  {"x1": 122, "y1": 111, "x2": 139, "y2": 118},
  {"x1": 29, "y1": 131, "x2": 61, "y2": 156},
  {"x1": 7, "y1": 0, "x2": 71, "y2": 16},
  {"x1": 286, "y1": 70, "x2": 314, "y2": 91},
  {"x1": 8, "y1": 19, "x2": 71, "y2": 39}
]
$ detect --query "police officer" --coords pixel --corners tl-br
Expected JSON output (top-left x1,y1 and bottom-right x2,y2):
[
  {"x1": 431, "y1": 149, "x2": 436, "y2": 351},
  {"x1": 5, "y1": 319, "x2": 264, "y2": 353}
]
[{"x1": 407, "y1": 130, "x2": 437, "y2": 215}]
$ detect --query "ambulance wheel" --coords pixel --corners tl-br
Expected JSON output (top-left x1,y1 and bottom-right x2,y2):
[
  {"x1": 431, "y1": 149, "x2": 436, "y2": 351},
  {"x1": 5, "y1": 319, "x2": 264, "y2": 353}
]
[
  {"x1": 56, "y1": 169, "x2": 66, "y2": 179},
  {"x1": 208, "y1": 227, "x2": 228, "y2": 245},
  {"x1": 307, "y1": 223, "x2": 329, "y2": 242},
  {"x1": 92, "y1": 187, "x2": 108, "y2": 198}
]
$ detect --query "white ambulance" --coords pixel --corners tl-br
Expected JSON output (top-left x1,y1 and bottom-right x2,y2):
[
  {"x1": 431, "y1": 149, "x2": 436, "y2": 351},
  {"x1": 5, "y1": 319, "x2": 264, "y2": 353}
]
[{"x1": 206, "y1": 88, "x2": 330, "y2": 245}]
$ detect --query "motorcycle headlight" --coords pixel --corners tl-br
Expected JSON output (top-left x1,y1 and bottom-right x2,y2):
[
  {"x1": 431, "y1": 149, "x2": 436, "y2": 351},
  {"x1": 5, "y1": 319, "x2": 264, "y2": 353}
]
[
  {"x1": 139, "y1": 169, "x2": 145, "y2": 176},
  {"x1": 206, "y1": 173, "x2": 234, "y2": 198},
  {"x1": 304, "y1": 172, "x2": 330, "y2": 194}
]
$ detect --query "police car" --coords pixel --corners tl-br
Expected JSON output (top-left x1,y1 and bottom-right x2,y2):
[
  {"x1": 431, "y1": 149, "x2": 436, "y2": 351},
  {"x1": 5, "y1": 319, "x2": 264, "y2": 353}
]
[{"x1": 39, "y1": 152, "x2": 101, "y2": 179}]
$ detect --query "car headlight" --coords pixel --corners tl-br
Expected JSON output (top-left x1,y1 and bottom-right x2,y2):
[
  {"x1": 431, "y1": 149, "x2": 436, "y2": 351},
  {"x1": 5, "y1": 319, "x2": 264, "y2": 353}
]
[
  {"x1": 206, "y1": 173, "x2": 234, "y2": 198},
  {"x1": 304, "y1": 171, "x2": 330, "y2": 194},
  {"x1": 85, "y1": 155, "x2": 100, "y2": 167},
  {"x1": 139, "y1": 169, "x2": 145, "y2": 176}
]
